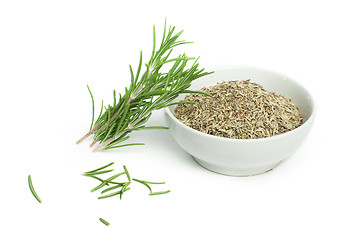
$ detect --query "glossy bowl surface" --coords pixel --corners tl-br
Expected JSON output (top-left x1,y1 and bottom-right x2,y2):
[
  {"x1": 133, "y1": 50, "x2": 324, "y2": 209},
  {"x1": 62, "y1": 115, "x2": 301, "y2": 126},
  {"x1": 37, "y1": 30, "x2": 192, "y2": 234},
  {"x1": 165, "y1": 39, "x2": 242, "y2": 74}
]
[{"x1": 164, "y1": 66, "x2": 316, "y2": 176}]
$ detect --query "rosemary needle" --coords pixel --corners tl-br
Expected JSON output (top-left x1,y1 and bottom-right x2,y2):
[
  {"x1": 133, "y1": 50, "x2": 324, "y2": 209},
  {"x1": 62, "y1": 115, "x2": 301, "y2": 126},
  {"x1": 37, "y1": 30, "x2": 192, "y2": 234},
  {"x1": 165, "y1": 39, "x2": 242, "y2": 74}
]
[
  {"x1": 28, "y1": 175, "x2": 42, "y2": 203},
  {"x1": 91, "y1": 172, "x2": 125, "y2": 192},
  {"x1": 149, "y1": 190, "x2": 171, "y2": 196},
  {"x1": 98, "y1": 187, "x2": 131, "y2": 200},
  {"x1": 85, "y1": 162, "x2": 114, "y2": 174},
  {"x1": 87, "y1": 85, "x2": 95, "y2": 131},
  {"x1": 99, "y1": 218, "x2": 110, "y2": 226},
  {"x1": 101, "y1": 184, "x2": 124, "y2": 194},
  {"x1": 98, "y1": 190, "x2": 122, "y2": 199},
  {"x1": 120, "y1": 182, "x2": 131, "y2": 200},
  {"x1": 123, "y1": 165, "x2": 131, "y2": 182},
  {"x1": 132, "y1": 178, "x2": 152, "y2": 193},
  {"x1": 143, "y1": 180, "x2": 166, "y2": 184},
  {"x1": 84, "y1": 169, "x2": 114, "y2": 176}
]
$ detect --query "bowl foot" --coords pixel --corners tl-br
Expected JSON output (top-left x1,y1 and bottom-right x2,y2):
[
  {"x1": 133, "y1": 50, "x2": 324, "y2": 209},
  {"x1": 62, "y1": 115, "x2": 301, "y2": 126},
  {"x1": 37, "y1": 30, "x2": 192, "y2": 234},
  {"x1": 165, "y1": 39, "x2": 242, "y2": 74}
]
[{"x1": 192, "y1": 156, "x2": 282, "y2": 177}]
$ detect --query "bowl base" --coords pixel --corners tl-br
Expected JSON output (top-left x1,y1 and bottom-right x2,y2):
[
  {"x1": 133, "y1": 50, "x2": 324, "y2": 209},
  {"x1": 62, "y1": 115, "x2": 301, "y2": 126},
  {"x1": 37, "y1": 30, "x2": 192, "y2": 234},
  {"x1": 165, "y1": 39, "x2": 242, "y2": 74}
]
[{"x1": 192, "y1": 156, "x2": 282, "y2": 177}]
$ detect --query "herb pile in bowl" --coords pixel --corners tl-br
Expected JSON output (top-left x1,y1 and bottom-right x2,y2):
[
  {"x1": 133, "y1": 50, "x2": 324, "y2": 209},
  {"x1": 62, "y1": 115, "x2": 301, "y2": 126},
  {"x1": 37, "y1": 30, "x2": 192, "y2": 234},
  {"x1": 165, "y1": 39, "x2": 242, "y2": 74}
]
[{"x1": 174, "y1": 80, "x2": 303, "y2": 139}]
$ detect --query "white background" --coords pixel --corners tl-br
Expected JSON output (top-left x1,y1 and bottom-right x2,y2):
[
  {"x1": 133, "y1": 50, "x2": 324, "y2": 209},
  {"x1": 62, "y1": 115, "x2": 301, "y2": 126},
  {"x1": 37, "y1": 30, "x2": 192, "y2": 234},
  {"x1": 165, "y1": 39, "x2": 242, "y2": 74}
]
[{"x1": 0, "y1": 0, "x2": 351, "y2": 239}]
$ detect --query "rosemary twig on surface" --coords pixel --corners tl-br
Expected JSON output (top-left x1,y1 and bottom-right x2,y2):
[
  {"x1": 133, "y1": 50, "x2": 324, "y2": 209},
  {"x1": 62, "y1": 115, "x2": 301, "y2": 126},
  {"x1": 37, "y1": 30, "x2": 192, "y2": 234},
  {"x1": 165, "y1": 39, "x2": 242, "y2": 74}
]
[
  {"x1": 28, "y1": 175, "x2": 42, "y2": 203},
  {"x1": 76, "y1": 20, "x2": 212, "y2": 151}
]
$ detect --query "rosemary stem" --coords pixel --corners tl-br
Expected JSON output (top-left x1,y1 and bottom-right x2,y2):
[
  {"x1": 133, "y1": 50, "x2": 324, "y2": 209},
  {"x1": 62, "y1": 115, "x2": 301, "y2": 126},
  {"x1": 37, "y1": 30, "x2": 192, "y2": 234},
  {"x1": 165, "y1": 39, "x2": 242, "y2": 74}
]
[
  {"x1": 89, "y1": 139, "x2": 99, "y2": 148},
  {"x1": 76, "y1": 122, "x2": 103, "y2": 144},
  {"x1": 92, "y1": 120, "x2": 138, "y2": 152},
  {"x1": 76, "y1": 130, "x2": 93, "y2": 144},
  {"x1": 82, "y1": 84, "x2": 142, "y2": 147}
]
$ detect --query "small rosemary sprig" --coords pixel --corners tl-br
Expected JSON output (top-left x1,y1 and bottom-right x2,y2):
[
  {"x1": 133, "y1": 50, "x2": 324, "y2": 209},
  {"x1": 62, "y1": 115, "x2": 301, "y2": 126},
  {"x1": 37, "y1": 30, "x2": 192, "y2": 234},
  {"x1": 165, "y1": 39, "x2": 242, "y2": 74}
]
[{"x1": 76, "y1": 20, "x2": 212, "y2": 151}]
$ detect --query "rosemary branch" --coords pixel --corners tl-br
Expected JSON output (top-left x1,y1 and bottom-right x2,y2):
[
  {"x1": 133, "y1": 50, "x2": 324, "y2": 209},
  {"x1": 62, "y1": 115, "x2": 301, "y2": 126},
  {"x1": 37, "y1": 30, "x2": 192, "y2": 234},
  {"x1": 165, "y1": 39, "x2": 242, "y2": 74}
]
[{"x1": 76, "y1": 21, "x2": 212, "y2": 151}]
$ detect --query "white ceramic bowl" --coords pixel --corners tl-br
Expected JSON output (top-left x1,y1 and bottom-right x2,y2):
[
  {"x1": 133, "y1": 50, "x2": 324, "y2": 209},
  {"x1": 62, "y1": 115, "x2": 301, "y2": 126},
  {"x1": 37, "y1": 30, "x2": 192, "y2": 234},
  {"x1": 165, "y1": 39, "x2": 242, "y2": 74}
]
[{"x1": 164, "y1": 66, "x2": 316, "y2": 176}]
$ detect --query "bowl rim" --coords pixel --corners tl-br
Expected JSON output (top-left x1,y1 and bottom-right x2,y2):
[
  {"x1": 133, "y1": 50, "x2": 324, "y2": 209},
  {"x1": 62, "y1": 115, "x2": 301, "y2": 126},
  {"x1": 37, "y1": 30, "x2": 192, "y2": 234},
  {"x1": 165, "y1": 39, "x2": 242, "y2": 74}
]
[{"x1": 164, "y1": 65, "x2": 317, "y2": 143}]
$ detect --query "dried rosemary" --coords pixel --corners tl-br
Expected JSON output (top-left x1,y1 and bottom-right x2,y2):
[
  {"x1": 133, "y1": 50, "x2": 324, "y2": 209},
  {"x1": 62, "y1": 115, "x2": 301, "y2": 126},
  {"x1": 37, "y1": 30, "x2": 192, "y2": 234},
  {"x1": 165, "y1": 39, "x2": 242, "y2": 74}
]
[{"x1": 174, "y1": 80, "x2": 304, "y2": 139}]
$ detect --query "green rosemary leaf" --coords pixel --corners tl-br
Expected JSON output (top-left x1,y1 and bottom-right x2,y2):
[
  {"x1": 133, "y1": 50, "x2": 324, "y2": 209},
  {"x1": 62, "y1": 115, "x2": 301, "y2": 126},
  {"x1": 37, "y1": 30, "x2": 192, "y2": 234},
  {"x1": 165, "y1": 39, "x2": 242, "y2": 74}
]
[
  {"x1": 135, "y1": 90, "x2": 169, "y2": 99},
  {"x1": 135, "y1": 51, "x2": 143, "y2": 83},
  {"x1": 87, "y1": 85, "x2": 95, "y2": 131},
  {"x1": 91, "y1": 172, "x2": 125, "y2": 192},
  {"x1": 113, "y1": 90, "x2": 116, "y2": 106},
  {"x1": 98, "y1": 190, "x2": 123, "y2": 199},
  {"x1": 129, "y1": 64, "x2": 135, "y2": 86},
  {"x1": 131, "y1": 126, "x2": 169, "y2": 131},
  {"x1": 123, "y1": 165, "x2": 131, "y2": 182},
  {"x1": 99, "y1": 218, "x2": 110, "y2": 226},
  {"x1": 84, "y1": 169, "x2": 114, "y2": 176},
  {"x1": 28, "y1": 175, "x2": 42, "y2": 203},
  {"x1": 160, "y1": 18, "x2": 167, "y2": 47},
  {"x1": 149, "y1": 190, "x2": 171, "y2": 196},
  {"x1": 95, "y1": 100, "x2": 104, "y2": 123},
  {"x1": 180, "y1": 90, "x2": 213, "y2": 97},
  {"x1": 85, "y1": 162, "x2": 114, "y2": 174},
  {"x1": 132, "y1": 178, "x2": 152, "y2": 193},
  {"x1": 102, "y1": 122, "x2": 116, "y2": 143},
  {"x1": 115, "y1": 107, "x2": 129, "y2": 135},
  {"x1": 151, "y1": 24, "x2": 156, "y2": 62},
  {"x1": 104, "y1": 143, "x2": 145, "y2": 150},
  {"x1": 111, "y1": 135, "x2": 130, "y2": 145},
  {"x1": 86, "y1": 175, "x2": 110, "y2": 186},
  {"x1": 120, "y1": 182, "x2": 131, "y2": 200},
  {"x1": 101, "y1": 184, "x2": 124, "y2": 194},
  {"x1": 143, "y1": 180, "x2": 166, "y2": 184}
]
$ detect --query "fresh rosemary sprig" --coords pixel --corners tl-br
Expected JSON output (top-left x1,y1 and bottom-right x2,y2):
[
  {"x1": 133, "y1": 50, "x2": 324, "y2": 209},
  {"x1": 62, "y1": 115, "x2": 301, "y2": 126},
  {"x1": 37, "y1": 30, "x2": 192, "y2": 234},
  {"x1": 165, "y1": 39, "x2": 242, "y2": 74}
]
[{"x1": 76, "y1": 21, "x2": 212, "y2": 151}]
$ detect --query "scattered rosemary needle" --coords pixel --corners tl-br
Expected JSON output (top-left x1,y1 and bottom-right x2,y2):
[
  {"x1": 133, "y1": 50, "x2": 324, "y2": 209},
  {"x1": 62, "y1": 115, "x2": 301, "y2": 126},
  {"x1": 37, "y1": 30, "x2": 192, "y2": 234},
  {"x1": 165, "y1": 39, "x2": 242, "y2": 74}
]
[
  {"x1": 84, "y1": 169, "x2": 114, "y2": 176},
  {"x1": 149, "y1": 190, "x2": 171, "y2": 196},
  {"x1": 90, "y1": 172, "x2": 126, "y2": 192},
  {"x1": 120, "y1": 182, "x2": 131, "y2": 200},
  {"x1": 76, "y1": 20, "x2": 212, "y2": 151},
  {"x1": 84, "y1": 163, "x2": 170, "y2": 199},
  {"x1": 85, "y1": 162, "x2": 114, "y2": 174},
  {"x1": 123, "y1": 165, "x2": 131, "y2": 182},
  {"x1": 143, "y1": 180, "x2": 166, "y2": 184},
  {"x1": 28, "y1": 175, "x2": 42, "y2": 203},
  {"x1": 101, "y1": 184, "x2": 124, "y2": 194},
  {"x1": 132, "y1": 178, "x2": 152, "y2": 193},
  {"x1": 99, "y1": 218, "x2": 110, "y2": 226}
]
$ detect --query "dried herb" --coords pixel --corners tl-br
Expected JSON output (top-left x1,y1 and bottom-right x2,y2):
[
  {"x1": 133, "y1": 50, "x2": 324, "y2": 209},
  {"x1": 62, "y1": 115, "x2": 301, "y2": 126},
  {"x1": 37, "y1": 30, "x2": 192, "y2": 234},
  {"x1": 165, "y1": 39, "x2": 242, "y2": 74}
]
[
  {"x1": 174, "y1": 80, "x2": 304, "y2": 139},
  {"x1": 76, "y1": 20, "x2": 212, "y2": 151}
]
